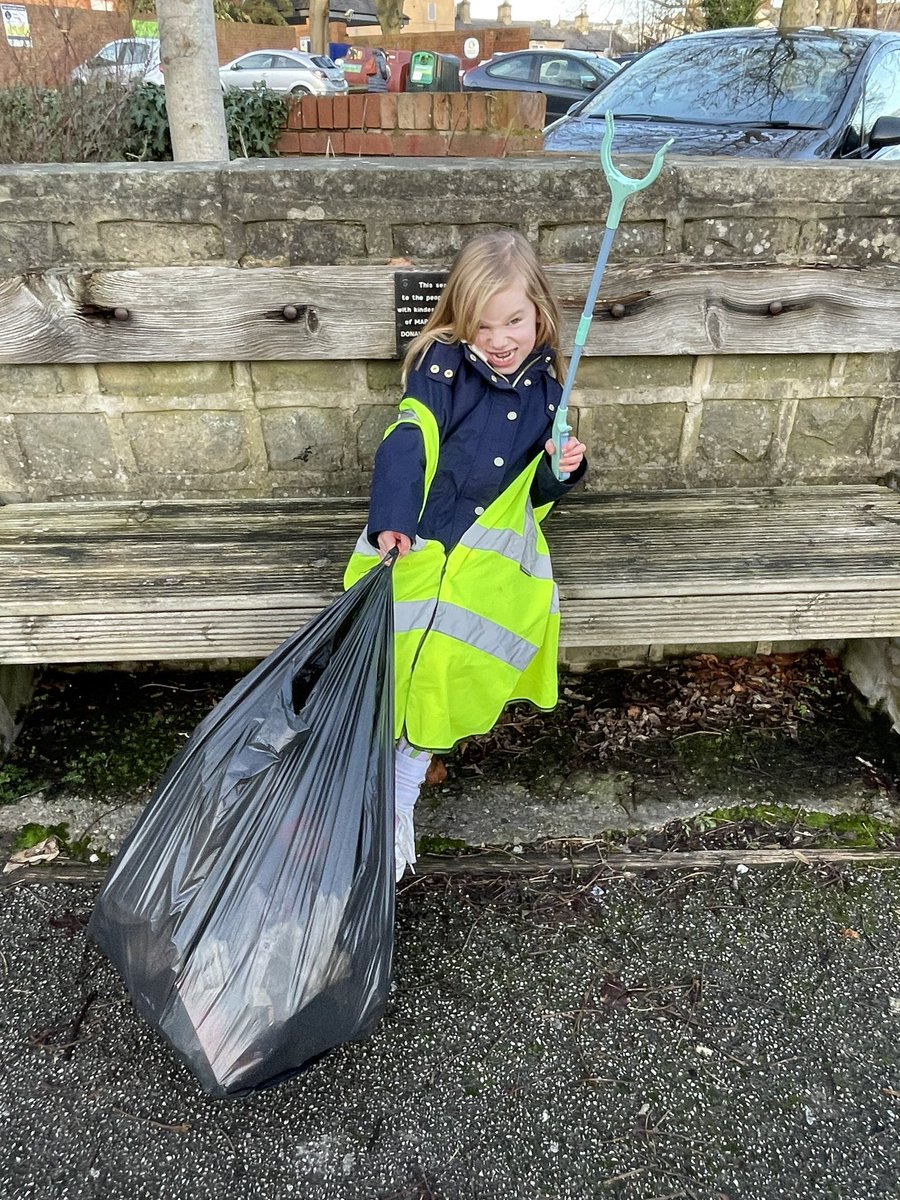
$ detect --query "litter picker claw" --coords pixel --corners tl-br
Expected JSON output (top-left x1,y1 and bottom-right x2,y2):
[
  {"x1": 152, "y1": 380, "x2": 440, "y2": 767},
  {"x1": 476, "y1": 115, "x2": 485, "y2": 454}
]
[{"x1": 552, "y1": 113, "x2": 673, "y2": 480}]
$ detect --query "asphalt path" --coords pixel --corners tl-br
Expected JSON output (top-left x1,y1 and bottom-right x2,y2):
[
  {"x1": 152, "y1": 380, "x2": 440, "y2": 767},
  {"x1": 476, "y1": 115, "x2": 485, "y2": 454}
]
[{"x1": 2, "y1": 863, "x2": 899, "y2": 1200}]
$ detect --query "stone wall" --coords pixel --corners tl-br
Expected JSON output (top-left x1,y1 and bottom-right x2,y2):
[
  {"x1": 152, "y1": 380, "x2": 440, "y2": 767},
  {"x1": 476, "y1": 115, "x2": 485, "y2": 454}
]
[{"x1": 0, "y1": 156, "x2": 898, "y2": 504}]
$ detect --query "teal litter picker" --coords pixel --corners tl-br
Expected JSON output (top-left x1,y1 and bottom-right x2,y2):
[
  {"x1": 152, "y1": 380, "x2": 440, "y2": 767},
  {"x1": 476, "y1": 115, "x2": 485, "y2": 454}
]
[{"x1": 552, "y1": 113, "x2": 673, "y2": 480}]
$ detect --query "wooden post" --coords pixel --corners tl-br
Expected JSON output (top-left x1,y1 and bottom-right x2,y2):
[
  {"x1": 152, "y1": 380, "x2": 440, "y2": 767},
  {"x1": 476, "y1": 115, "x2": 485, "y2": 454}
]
[{"x1": 0, "y1": 665, "x2": 35, "y2": 757}]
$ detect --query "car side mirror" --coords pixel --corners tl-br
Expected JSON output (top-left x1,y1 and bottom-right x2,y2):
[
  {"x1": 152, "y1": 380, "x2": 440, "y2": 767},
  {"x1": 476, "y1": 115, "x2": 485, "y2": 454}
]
[{"x1": 869, "y1": 114, "x2": 900, "y2": 152}]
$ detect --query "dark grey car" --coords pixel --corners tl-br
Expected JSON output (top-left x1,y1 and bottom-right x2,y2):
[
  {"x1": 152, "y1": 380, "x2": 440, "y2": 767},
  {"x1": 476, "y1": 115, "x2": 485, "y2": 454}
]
[
  {"x1": 544, "y1": 27, "x2": 900, "y2": 160},
  {"x1": 463, "y1": 49, "x2": 618, "y2": 122}
]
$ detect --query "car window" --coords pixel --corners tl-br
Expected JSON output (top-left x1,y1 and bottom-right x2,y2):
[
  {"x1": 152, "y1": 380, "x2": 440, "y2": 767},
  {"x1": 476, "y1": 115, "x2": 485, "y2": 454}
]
[
  {"x1": 234, "y1": 53, "x2": 273, "y2": 70},
  {"x1": 578, "y1": 34, "x2": 865, "y2": 128},
  {"x1": 540, "y1": 57, "x2": 590, "y2": 89},
  {"x1": 312, "y1": 55, "x2": 335, "y2": 69},
  {"x1": 271, "y1": 55, "x2": 300, "y2": 70},
  {"x1": 93, "y1": 44, "x2": 120, "y2": 66},
  {"x1": 486, "y1": 55, "x2": 535, "y2": 83},
  {"x1": 122, "y1": 42, "x2": 151, "y2": 65},
  {"x1": 860, "y1": 49, "x2": 900, "y2": 141}
]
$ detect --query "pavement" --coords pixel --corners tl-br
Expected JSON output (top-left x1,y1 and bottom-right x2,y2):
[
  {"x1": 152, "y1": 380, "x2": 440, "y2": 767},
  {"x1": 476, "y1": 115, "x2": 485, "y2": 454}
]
[
  {"x1": 2, "y1": 660, "x2": 900, "y2": 1199},
  {"x1": 3, "y1": 857, "x2": 900, "y2": 1200}
]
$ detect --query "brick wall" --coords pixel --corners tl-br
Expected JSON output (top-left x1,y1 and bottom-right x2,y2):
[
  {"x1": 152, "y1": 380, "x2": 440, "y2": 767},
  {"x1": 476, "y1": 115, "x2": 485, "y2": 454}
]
[
  {"x1": 277, "y1": 91, "x2": 545, "y2": 157},
  {"x1": 0, "y1": 8, "x2": 298, "y2": 87}
]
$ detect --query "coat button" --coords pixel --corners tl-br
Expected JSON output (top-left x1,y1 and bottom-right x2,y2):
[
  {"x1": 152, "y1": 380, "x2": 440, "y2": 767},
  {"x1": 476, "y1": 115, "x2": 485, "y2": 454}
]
[
  {"x1": 430, "y1": 364, "x2": 440, "y2": 373},
  {"x1": 507, "y1": 411, "x2": 517, "y2": 420},
  {"x1": 493, "y1": 456, "x2": 504, "y2": 467},
  {"x1": 523, "y1": 379, "x2": 532, "y2": 387},
  {"x1": 444, "y1": 369, "x2": 454, "y2": 378},
  {"x1": 490, "y1": 374, "x2": 498, "y2": 383},
  {"x1": 470, "y1": 354, "x2": 477, "y2": 362},
  {"x1": 548, "y1": 404, "x2": 555, "y2": 412},
  {"x1": 474, "y1": 506, "x2": 485, "y2": 515}
]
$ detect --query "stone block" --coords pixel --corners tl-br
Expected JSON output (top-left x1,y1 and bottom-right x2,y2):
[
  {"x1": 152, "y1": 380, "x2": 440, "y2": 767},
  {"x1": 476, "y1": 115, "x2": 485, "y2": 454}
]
[
  {"x1": 97, "y1": 362, "x2": 234, "y2": 398},
  {"x1": 97, "y1": 221, "x2": 224, "y2": 264},
  {"x1": 240, "y1": 220, "x2": 289, "y2": 265},
  {"x1": 816, "y1": 218, "x2": 900, "y2": 265},
  {"x1": 366, "y1": 362, "x2": 403, "y2": 392},
  {"x1": 124, "y1": 411, "x2": 248, "y2": 474},
  {"x1": 839, "y1": 353, "x2": 900, "y2": 388},
  {"x1": 0, "y1": 222, "x2": 55, "y2": 270},
  {"x1": 585, "y1": 402, "x2": 685, "y2": 468},
  {"x1": 683, "y1": 217, "x2": 801, "y2": 261},
  {"x1": 358, "y1": 404, "x2": 396, "y2": 468},
  {"x1": 260, "y1": 407, "x2": 349, "y2": 471},
  {"x1": 786, "y1": 396, "x2": 879, "y2": 465},
  {"x1": 539, "y1": 221, "x2": 665, "y2": 262},
  {"x1": 575, "y1": 356, "x2": 694, "y2": 391},
  {"x1": 0, "y1": 363, "x2": 86, "y2": 400},
  {"x1": 250, "y1": 360, "x2": 363, "y2": 402},
  {"x1": 697, "y1": 399, "x2": 778, "y2": 464},
  {"x1": 288, "y1": 222, "x2": 366, "y2": 264},
  {"x1": 391, "y1": 222, "x2": 503, "y2": 261},
  {"x1": 15, "y1": 412, "x2": 117, "y2": 481},
  {"x1": 0, "y1": 418, "x2": 24, "y2": 493},
  {"x1": 707, "y1": 354, "x2": 832, "y2": 399}
]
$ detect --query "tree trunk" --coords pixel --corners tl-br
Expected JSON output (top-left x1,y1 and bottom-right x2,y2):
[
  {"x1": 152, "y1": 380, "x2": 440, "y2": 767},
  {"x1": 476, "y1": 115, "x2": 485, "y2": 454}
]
[
  {"x1": 309, "y1": 0, "x2": 329, "y2": 55},
  {"x1": 778, "y1": 0, "x2": 818, "y2": 24},
  {"x1": 375, "y1": 0, "x2": 405, "y2": 36},
  {"x1": 157, "y1": 0, "x2": 229, "y2": 162}
]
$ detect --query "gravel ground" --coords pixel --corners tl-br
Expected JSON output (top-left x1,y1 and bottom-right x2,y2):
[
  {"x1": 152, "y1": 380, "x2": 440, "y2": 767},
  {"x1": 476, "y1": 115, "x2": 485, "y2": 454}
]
[{"x1": 2, "y1": 864, "x2": 900, "y2": 1200}]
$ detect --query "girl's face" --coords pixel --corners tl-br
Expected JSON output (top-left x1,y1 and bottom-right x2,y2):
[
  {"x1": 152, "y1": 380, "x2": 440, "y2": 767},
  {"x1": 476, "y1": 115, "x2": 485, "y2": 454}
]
[{"x1": 472, "y1": 277, "x2": 538, "y2": 376}]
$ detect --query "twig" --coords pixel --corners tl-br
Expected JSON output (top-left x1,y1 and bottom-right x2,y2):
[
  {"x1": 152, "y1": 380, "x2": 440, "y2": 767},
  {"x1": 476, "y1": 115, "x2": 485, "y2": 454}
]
[{"x1": 111, "y1": 1107, "x2": 190, "y2": 1133}]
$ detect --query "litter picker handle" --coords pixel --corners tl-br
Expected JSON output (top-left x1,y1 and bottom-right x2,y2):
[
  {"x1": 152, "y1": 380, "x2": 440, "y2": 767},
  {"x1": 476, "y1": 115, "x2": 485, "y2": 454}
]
[{"x1": 552, "y1": 113, "x2": 672, "y2": 482}]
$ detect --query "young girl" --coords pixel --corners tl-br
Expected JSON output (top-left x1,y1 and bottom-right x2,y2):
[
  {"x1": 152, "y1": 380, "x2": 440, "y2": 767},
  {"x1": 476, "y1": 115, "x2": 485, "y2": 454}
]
[{"x1": 344, "y1": 230, "x2": 587, "y2": 880}]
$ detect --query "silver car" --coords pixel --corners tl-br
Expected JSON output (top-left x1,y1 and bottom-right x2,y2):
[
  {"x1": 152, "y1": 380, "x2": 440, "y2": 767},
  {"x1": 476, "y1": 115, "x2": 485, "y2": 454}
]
[
  {"x1": 71, "y1": 38, "x2": 162, "y2": 86},
  {"x1": 219, "y1": 49, "x2": 348, "y2": 98}
]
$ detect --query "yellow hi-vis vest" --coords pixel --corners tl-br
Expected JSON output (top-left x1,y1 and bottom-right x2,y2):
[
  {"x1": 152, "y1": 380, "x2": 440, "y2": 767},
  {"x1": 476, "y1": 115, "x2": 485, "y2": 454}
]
[{"x1": 343, "y1": 398, "x2": 560, "y2": 753}]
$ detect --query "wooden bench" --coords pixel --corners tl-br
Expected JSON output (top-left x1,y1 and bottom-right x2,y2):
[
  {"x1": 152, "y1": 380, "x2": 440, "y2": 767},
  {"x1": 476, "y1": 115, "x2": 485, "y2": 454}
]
[
  {"x1": 2, "y1": 482, "x2": 898, "y2": 657},
  {"x1": 3, "y1": 484, "x2": 900, "y2": 753}
]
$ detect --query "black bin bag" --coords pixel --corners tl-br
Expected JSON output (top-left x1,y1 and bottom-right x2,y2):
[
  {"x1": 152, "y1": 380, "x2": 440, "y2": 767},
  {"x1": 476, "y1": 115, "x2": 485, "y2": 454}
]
[{"x1": 89, "y1": 562, "x2": 395, "y2": 1098}]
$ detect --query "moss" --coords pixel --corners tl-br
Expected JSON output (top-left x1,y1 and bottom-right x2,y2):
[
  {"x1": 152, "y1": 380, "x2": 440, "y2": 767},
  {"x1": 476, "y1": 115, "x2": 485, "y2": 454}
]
[{"x1": 417, "y1": 835, "x2": 468, "y2": 855}]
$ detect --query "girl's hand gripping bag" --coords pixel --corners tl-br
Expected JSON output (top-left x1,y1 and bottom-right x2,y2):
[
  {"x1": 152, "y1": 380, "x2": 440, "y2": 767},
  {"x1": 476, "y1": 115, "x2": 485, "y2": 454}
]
[{"x1": 89, "y1": 562, "x2": 395, "y2": 1097}]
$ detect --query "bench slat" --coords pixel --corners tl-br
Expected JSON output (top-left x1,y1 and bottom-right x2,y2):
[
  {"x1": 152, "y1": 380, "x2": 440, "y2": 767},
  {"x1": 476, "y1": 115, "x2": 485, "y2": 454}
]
[{"x1": 2, "y1": 486, "x2": 899, "y2": 662}]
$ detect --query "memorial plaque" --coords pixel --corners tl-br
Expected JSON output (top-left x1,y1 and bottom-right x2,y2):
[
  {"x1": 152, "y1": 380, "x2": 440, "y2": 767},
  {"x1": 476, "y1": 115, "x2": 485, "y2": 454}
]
[{"x1": 394, "y1": 271, "x2": 449, "y2": 358}]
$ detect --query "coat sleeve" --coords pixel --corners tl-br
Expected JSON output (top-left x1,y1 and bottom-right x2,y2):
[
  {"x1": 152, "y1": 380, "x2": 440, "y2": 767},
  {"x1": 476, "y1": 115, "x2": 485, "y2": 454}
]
[
  {"x1": 366, "y1": 346, "x2": 455, "y2": 545},
  {"x1": 367, "y1": 423, "x2": 426, "y2": 545},
  {"x1": 530, "y1": 452, "x2": 588, "y2": 507}
]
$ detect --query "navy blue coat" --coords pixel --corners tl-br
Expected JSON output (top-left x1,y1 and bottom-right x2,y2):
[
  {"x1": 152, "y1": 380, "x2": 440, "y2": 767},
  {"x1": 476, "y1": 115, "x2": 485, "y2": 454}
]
[{"x1": 368, "y1": 339, "x2": 587, "y2": 551}]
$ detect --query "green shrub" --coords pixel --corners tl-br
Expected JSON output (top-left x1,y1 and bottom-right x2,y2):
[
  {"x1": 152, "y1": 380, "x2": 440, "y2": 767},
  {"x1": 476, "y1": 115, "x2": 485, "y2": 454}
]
[{"x1": 0, "y1": 79, "x2": 288, "y2": 165}]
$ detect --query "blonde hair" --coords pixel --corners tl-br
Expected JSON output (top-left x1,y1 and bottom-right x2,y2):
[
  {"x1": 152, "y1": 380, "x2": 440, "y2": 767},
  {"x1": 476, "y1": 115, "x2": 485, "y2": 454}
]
[{"x1": 402, "y1": 231, "x2": 565, "y2": 383}]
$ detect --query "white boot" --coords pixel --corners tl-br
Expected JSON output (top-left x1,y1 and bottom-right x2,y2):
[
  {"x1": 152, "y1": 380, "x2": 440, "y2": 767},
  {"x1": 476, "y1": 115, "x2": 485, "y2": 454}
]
[{"x1": 394, "y1": 740, "x2": 430, "y2": 882}]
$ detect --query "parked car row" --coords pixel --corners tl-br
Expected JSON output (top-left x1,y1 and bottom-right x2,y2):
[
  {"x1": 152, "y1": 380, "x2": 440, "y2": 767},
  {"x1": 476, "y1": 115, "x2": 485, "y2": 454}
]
[
  {"x1": 544, "y1": 27, "x2": 900, "y2": 160},
  {"x1": 71, "y1": 39, "x2": 348, "y2": 98},
  {"x1": 70, "y1": 27, "x2": 900, "y2": 161}
]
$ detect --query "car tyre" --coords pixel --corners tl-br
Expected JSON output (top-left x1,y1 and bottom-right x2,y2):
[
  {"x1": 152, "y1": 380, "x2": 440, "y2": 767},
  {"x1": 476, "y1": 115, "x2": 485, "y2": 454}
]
[{"x1": 290, "y1": 85, "x2": 311, "y2": 96}]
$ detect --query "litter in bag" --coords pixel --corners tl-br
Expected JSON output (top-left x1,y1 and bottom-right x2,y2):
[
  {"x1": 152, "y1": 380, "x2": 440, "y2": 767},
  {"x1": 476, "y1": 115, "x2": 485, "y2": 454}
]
[{"x1": 89, "y1": 561, "x2": 395, "y2": 1097}]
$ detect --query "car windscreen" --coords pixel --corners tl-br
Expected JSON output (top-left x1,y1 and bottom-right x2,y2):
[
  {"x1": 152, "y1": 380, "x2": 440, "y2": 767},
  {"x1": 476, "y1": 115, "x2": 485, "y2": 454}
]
[{"x1": 578, "y1": 34, "x2": 864, "y2": 129}]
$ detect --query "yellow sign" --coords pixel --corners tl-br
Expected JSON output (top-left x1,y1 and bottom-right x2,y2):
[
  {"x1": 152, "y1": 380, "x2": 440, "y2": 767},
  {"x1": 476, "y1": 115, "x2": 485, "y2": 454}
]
[{"x1": 2, "y1": 4, "x2": 31, "y2": 49}]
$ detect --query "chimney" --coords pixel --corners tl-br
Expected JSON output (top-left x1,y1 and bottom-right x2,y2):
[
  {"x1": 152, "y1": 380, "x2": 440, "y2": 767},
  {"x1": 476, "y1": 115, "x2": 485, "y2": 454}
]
[
  {"x1": 574, "y1": 6, "x2": 589, "y2": 33},
  {"x1": 498, "y1": 0, "x2": 512, "y2": 23},
  {"x1": 456, "y1": 0, "x2": 471, "y2": 21}
]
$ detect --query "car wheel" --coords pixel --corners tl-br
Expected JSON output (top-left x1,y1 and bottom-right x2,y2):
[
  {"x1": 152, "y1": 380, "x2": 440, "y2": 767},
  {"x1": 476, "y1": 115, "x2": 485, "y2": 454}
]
[{"x1": 291, "y1": 85, "x2": 311, "y2": 96}]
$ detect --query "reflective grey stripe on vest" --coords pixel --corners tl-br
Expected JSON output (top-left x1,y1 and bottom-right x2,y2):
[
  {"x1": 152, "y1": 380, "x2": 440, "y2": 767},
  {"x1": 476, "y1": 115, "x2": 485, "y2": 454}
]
[
  {"x1": 432, "y1": 602, "x2": 538, "y2": 672},
  {"x1": 457, "y1": 500, "x2": 552, "y2": 580},
  {"x1": 394, "y1": 598, "x2": 438, "y2": 635},
  {"x1": 550, "y1": 582, "x2": 560, "y2": 615}
]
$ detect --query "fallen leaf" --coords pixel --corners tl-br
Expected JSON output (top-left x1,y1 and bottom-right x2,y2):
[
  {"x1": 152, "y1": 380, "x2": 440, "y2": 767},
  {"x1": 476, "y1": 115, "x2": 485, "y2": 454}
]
[
  {"x1": 3, "y1": 836, "x2": 62, "y2": 874},
  {"x1": 840, "y1": 928, "x2": 860, "y2": 939}
]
